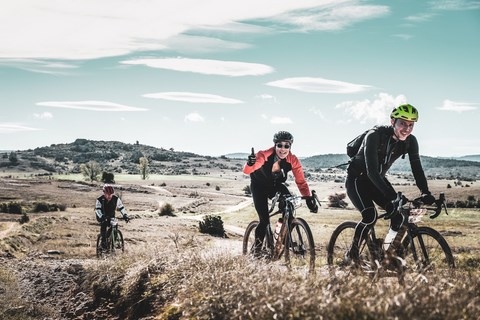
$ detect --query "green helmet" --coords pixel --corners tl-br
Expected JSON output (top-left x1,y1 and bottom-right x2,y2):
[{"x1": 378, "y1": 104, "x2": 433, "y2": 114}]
[{"x1": 390, "y1": 104, "x2": 419, "y2": 122}]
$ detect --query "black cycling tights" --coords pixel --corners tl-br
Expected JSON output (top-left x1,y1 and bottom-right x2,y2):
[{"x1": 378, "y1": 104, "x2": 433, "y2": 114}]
[
  {"x1": 346, "y1": 175, "x2": 404, "y2": 253},
  {"x1": 250, "y1": 182, "x2": 290, "y2": 245}
]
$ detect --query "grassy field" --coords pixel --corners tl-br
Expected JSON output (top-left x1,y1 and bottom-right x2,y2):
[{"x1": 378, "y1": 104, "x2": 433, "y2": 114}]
[{"x1": 1, "y1": 173, "x2": 479, "y2": 319}]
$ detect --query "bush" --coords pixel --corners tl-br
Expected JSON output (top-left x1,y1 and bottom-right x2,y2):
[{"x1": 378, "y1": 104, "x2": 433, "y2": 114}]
[
  {"x1": 243, "y1": 185, "x2": 251, "y2": 196},
  {"x1": 159, "y1": 203, "x2": 175, "y2": 217},
  {"x1": 328, "y1": 193, "x2": 348, "y2": 208},
  {"x1": 199, "y1": 215, "x2": 225, "y2": 237},
  {"x1": 0, "y1": 202, "x2": 23, "y2": 214},
  {"x1": 18, "y1": 212, "x2": 29, "y2": 224},
  {"x1": 33, "y1": 202, "x2": 61, "y2": 213},
  {"x1": 102, "y1": 172, "x2": 115, "y2": 183}
]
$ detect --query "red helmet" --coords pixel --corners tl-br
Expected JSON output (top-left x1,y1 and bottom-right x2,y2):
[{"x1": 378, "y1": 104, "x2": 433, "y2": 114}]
[{"x1": 103, "y1": 184, "x2": 115, "y2": 195}]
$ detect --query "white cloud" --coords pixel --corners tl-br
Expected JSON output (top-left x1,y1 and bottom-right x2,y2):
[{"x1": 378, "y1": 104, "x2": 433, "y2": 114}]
[
  {"x1": 184, "y1": 112, "x2": 205, "y2": 123},
  {"x1": 430, "y1": 0, "x2": 480, "y2": 10},
  {"x1": 266, "y1": 77, "x2": 372, "y2": 93},
  {"x1": 437, "y1": 99, "x2": 478, "y2": 112},
  {"x1": 0, "y1": 123, "x2": 40, "y2": 133},
  {"x1": 1, "y1": 1, "x2": 391, "y2": 61},
  {"x1": 393, "y1": 34, "x2": 414, "y2": 40},
  {"x1": 270, "y1": 116, "x2": 293, "y2": 124},
  {"x1": 34, "y1": 112, "x2": 53, "y2": 119},
  {"x1": 309, "y1": 107, "x2": 326, "y2": 119},
  {"x1": 0, "y1": 59, "x2": 78, "y2": 74},
  {"x1": 336, "y1": 93, "x2": 407, "y2": 124},
  {"x1": 36, "y1": 101, "x2": 148, "y2": 111},
  {"x1": 272, "y1": 4, "x2": 389, "y2": 31},
  {"x1": 143, "y1": 92, "x2": 243, "y2": 104},
  {"x1": 122, "y1": 58, "x2": 273, "y2": 77},
  {"x1": 405, "y1": 13, "x2": 436, "y2": 22}
]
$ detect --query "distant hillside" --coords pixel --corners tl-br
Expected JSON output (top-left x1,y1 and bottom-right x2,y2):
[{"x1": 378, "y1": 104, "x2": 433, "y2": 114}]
[
  {"x1": 455, "y1": 155, "x2": 480, "y2": 162},
  {"x1": 302, "y1": 153, "x2": 480, "y2": 180},
  {"x1": 0, "y1": 139, "x2": 243, "y2": 176}
]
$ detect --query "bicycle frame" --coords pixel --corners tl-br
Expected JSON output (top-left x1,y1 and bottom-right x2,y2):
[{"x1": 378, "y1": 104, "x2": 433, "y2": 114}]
[
  {"x1": 96, "y1": 217, "x2": 125, "y2": 257},
  {"x1": 243, "y1": 184, "x2": 319, "y2": 273},
  {"x1": 327, "y1": 192, "x2": 455, "y2": 281}
]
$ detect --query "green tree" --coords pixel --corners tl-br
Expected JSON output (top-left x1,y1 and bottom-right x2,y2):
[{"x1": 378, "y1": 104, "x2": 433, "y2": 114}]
[
  {"x1": 80, "y1": 161, "x2": 101, "y2": 182},
  {"x1": 139, "y1": 156, "x2": 149, "y2": 180},
  {"x1": 8, "y1": 151, "x2": 18, "y2": 165}
]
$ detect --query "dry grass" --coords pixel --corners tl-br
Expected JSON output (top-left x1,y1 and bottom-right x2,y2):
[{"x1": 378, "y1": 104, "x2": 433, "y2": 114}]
[{"x1": 0, "y1": 174, "x2": 479, "y2": 319}]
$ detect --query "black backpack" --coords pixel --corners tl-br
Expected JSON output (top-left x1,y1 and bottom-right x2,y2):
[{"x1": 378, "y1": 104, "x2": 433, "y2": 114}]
[{"x1": 346, "y1": 125, "x2": 408, "y2": 160}]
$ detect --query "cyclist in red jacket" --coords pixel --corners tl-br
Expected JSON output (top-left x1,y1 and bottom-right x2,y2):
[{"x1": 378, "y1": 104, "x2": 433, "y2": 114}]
[{"x1": 243, "y1": 131, "x2": 318, "y2": 256}]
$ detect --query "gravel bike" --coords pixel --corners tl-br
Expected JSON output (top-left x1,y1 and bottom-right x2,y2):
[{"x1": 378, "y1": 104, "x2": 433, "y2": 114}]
[
  {"x1": 327, "y1": 192, "x2": 455, "y2": 281},
  {"x1": 242, "y1": 185, "x2": 321, "y2": 274},
  {"x1": 96, "y1": 217, "x2": 125, "y2": 258}
]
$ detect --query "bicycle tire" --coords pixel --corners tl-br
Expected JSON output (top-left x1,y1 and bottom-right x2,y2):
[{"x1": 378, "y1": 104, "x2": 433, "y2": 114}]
[
  {"x1": 284, "y1": 217, "x2": 315, "y2": 274},
  {"x1": 326, "y1": 221, "x2": 357, "y2": 267},
  {"x1": 96, "y1": 234, "x2": 103, "y2": 258},
  {"x1": 242, "y1": 221, "x2": 273, "y2": 258},
  {"x1": 402, "y1": 226, "x2": 455, "y2": 272},
  {"x1": 111, "y1": 229, "x2": 125, "y2": 253}
]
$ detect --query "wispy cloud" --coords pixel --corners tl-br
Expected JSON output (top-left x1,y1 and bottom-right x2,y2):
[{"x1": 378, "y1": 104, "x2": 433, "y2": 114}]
[
  {"x1": 0, "y1": 123, "x2": 40, "y2": 133},
  {"x1": 269, "y1": 4, "x2": 390, "y2": 31},
  {"x1": 143, "y1": 92, "x2": 243, "y2": 104},
  {"x1": 437, "y1": 99, "x2": 478, "y2": 112},
  {"x1": 309, "y1": 107, "x2": 326, "y2": 119},
  {"x1": 0, "y1": 59, "x2": 78, "y2": 74},
  {"x1": 405, "y1": 13, "x2": 437, "y2": 22},
  {"x1": 1, "y1": 1, "x2": 391, "y2": 61},
  {"x1": 393, "y1": 34, "x2": 414, "y2": 40},
  {"x1": 34, "y1": 112, "x2": 53, "y2": 119},
  {"x1": 266, "y1": 77, "x2": 372, "y2": 94},
  {"x1": 36, "y1": 101, "x2": 148, "y2": 111},
  {"x1": 122, "y1": 58, "x2": 273, "y2": 77},
  {"x1": 270, "y1": 116, "x2": 293, "y2": 124},
  {"x1": 336, "y1": 93, "x2": 407, "y2": 124},
  {"x1": 429, "y1": 0, "x2": 480, "y2": 10},
  {"x1": 184, "y1": 112, "x2": 205, "y2": 123}
]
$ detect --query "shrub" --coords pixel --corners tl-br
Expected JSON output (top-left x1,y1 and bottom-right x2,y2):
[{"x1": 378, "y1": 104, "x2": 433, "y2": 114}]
[
  {"x1": 243, "y1": 185, "x2": 251, "y2": 196},
  {"x1": 159, "y1": 203, "x2": 175, "y2": 217},
  {"x1": 215, "y1": 186, "x2": 220, "y2": 191},
  {"x1": 199, "y1": 215, "x2": 225, "y2": 237},
  {"x1": 18, "y1": 212, "x2": 29, "y2": 224},
  {"x1": 0, "y1": 202, "x2": 23, "y2": 214},
  {"x1": 102, "y1": 171, "x2": 115, "y2": 183},
  {"x1": 328, "y1": 193, "x2": 348, "y2": 208}
]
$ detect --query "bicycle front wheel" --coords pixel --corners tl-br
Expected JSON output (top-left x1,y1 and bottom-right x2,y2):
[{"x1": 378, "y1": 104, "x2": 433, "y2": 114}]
[
  {"x1": 111, "y1": 229, "x2": 124, "y2": 253},
  {"x1": 402, "y1": 226, "x2": 455, "y2": 272},
  {"x1": 284, "y1": 218, "x2": 315, "y2": 274}
]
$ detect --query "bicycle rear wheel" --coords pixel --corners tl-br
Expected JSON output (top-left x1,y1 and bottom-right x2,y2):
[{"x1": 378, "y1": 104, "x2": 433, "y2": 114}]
[
  {"x1": 402, "y1": 226, "x2": 455, "y2": 272},
  {"x1": 242, "y1": 221, "x2": 273, "y2": 258},
  {"x1": 327, "y1": 221, "x2": 357, "y2": 267},
  {"x1": 284, "y1": 218, "x2": 315, "y2": 274}
]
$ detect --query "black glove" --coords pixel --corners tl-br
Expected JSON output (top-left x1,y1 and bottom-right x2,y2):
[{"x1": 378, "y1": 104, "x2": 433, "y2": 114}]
[
  {"x1": 124, "y1": 215, "x2": 130, "y2": 223},
  {"x1": 247, "y1": 154, "x2": 256, "y2": 166},
  {"x1": 421, "y1": 193, "x2": 435, "y2": 205},
  {"x1": 384, "y1": 195, "x2": 407, "y2": 219},
  {"x1": 306, "y1": 197, "x2": 318, "y2": 213}
]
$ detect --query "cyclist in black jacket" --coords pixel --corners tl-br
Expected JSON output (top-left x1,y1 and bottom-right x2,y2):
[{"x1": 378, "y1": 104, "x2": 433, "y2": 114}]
[
  {"x1": 95, "y1": 184, "x2": 130, "y2": 249},
  {"x1": 346, "y1": 104, "x2": 435, "y2": 261}
]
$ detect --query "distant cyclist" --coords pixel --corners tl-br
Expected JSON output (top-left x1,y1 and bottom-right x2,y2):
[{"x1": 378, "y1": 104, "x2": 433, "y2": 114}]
[
  {"x1": 243, "y1": 130, "x2": 318, "y2": 256},
  {"x1": 346, "y1": 104, "x2": 435, "y2": 261},
  {"x1": 95, "y1": 184, "x2": 130, "y2": 249}
]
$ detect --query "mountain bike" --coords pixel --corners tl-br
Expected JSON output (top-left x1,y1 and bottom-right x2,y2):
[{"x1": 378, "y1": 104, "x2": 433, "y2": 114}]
[
  {"x1": 242, "y1": 185, "x2": 321, "y2": 274},
  {"x1": 327, "y1": 192, "x2": 455, "y2": 282},
  {"x1": 96, "y1": 217, "x2": 125, "y2": 258}
]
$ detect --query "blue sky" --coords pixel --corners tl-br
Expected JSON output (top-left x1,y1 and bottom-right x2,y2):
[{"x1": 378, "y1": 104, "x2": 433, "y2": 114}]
[{"x1": 1, "y1": 0, "x2": 479, "y2": 157}]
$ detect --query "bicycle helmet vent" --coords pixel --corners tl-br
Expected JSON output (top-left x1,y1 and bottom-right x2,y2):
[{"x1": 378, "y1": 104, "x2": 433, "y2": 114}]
[
  {"x1": 103, "y1": 184, "x2": 115, "y2": 195},
  {"x1": 390, "y1": 104, "x2": 419, "y2": 122},
  {"x1": 273, "y1": 131, "x2": 294, "y2": 143}
]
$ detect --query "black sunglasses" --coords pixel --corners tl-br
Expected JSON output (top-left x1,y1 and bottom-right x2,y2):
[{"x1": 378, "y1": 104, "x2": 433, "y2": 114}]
[{"x1": 276, "y1": 143, "x2": 290, "y2": 149}]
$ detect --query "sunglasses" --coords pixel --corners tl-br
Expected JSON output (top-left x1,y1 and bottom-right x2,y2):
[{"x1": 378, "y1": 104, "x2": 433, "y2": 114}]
[{"x1": 276, "y1": 143, "x2": 291, "y2": 149}]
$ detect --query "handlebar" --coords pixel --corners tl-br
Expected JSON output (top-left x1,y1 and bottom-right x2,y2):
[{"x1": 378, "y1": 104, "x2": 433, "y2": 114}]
[
  {"x1": 268, "y1": 188, "x2": 321, "y2": 214},
  {"x1": 381, "y1": 191, "x2": 448, "y2": 220}
]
